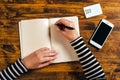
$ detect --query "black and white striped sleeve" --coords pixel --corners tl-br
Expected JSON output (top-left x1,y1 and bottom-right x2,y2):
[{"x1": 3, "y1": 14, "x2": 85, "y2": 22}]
[
  {"x1": 0, "y1": 59, "x2": 28, "y2": 80},
  {"x1": 71, "y1": 36, "x2": 106, "y2": 80}
]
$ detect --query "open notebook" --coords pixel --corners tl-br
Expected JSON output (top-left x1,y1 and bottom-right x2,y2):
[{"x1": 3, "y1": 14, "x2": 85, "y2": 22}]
[{"x1": 19, "y1": 16, "x2": 80, "y2": 63}]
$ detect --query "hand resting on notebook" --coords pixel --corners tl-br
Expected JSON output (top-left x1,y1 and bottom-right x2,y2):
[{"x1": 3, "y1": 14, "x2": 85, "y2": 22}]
[{"x1": 22, "y1": 47, "x2": 57, "y2": 69}]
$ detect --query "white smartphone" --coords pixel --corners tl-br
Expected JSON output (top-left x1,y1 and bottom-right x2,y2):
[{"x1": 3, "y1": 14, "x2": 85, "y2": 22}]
[{"x1": 89, "y1": 19, "x2": 114, "y2": 49}]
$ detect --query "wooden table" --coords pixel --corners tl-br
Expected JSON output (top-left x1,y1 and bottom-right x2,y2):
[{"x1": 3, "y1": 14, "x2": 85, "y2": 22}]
[{"x1": 0, "y1": 0, "x2": 120, "y2": 80}]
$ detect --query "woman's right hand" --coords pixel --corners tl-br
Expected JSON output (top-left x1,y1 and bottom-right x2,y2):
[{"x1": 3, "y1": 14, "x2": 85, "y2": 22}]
[{"x1": 55, "y1": 19, "x2": 79, "y2": 42}]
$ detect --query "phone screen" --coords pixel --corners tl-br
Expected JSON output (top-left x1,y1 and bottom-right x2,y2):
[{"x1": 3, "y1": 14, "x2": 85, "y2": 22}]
[{"x1": 92, "y1": 22, "x2": 112, "y2": 45}]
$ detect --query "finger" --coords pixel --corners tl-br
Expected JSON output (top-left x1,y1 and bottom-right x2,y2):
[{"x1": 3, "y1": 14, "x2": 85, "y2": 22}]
[
  {"x1": 36, "y1": 47, "x2": 50, "y2": 54},
  {"x1": 49, "y1": 59, "x2": 55, "y2": 63},
  {"x1": 55, "y1": 19, "x2": 63, "y2": 24},
  {"x1": 36, "y1": 49, "x2": 56, "y2": 59},
  {"x1": 57, "y1": 19, "x2": 72, "y2": 25},
  {"x1": 44, "y1": 50, "x2": 57, "y2": 57},
  {"x1": 34, "y1": 47, "x2": 50, "y2": 55},
  {"x1": 38, "y1": 47, "x2": 50, "y2": 51},
  {"x1": 55, "y1": 24, "x2": 66, "y2": 33},
  {"x1": 38, "y1": 59, "x2": 56, "y2": 68},
  {"x1": 55, "y1": 24, "x2": 60, "y2": 31},
  {"x1": 55, "y1": 19, "x2": 68, "y2": 27},
  {"x1": 41, "y1": 56, "x2": 57, "y2": 63},
  {"x1": 37, "y1": 61, "x2": 51, "y2": 68},
  {"x1": 55, "y1": 22, "x2": 63, "y2": 31}
]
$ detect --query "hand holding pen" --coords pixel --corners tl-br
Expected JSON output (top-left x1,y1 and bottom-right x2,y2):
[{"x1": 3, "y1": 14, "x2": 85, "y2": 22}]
[
  {"x1": 56, "y1": 22, "x2": 75, "y2": 31},
  {"x1": 55, "y1": 19, "x2": 79, "y2": 42}
]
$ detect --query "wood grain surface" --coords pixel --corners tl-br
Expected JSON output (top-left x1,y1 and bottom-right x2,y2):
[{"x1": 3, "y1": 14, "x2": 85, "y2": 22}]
[{"x1": 0, "y1": 0, "x2": 120, "y2": 80}]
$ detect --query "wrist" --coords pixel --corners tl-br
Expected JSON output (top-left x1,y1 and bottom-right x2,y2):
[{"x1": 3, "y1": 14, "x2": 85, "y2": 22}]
[
  {"x1": 21, "y1": 58, "x2": 29, "y2": 69},
  {"x1": 70, "y1": 36, "x2": 79, "y2": 41},
  {"x1": 70, "y1": 36, "x2": 82, "y2": 43},
  {"x1": 18, "y1": 58, "x2": 28, "y2": 72}
]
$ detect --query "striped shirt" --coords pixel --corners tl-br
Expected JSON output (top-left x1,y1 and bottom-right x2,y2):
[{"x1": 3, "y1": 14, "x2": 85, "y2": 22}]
[
  {"x1": 71, "y1": 37, "x2": 106, "y2": 80},
  {"x1": 0, "y1": 36, "x2": 106, "y2": 80},
  {"x1": 0, "y1": 59, "x2": 28, "y2": 80}
]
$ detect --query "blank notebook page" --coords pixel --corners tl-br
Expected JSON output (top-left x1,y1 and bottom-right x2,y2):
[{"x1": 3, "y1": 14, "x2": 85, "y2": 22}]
[
  {"x1": 19, "y1": 19, "x2": 51, "y2": 59},
  {"x1": 49, "y1": 16, "x2": 80, "y2": 63}
]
